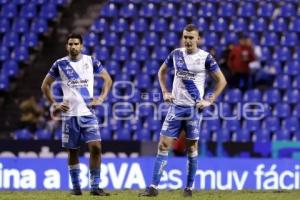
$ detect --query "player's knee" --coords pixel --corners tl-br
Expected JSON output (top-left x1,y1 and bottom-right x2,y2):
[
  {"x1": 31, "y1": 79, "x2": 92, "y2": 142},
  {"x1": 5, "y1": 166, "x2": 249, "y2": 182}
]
[
  {"x1": 158, "y1": 141, "x2": 170, "y2": 151},
  {"x1": 90, "y1": 145, "x2": 101, "y2": 156}
]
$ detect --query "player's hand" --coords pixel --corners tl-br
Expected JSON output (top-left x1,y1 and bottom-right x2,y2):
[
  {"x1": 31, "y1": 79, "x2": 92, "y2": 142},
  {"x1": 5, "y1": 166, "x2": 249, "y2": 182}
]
[
  {"x1": 53, "y1": 101, "x2": 69, "y2": 112},
  {"x1": 89, "y1": 97, "x2": 104, "y2": 107},
  {"x1": 163, "y1": 92, "x2": 175, "y2": 103},
  {"x1": 196, "y1": 99, "x2": 212, "y2": 109}
]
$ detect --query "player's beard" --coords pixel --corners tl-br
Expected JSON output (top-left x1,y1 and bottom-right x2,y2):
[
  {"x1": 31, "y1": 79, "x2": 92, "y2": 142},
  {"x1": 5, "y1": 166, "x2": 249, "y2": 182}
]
[{"x1": 70, "y1": 49, "x2": 79, "y2": 57}]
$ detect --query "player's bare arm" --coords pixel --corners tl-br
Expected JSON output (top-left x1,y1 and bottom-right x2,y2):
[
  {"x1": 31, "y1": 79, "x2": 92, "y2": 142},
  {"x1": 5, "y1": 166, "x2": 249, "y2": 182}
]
[
  {"x1": 196, "y1": 70, "x2": 227, "y2": 109},
  {"x1": 90, "y1": 69, "x2": 112, "y2": 106},
  {"x1": 158, "y1": 63, "x2": 174, "y2": 103},
  {"x1": 41, "y1": 74, "x2": 69, "y2": 112}
]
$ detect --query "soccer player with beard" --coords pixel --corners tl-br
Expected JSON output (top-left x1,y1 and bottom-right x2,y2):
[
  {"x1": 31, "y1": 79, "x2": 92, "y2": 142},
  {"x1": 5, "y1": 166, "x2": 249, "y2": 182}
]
[
  {"x1": 41, "y1": 33, "x2": 112, "y2": 196},
  {"x1": 139, "y1": 24, "x2": 227, "y2": 197}
]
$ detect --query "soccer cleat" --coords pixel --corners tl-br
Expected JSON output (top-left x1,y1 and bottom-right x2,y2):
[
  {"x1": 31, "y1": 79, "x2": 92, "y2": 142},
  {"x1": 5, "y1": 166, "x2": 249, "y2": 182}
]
[
  {"x1": 70, "y1": 188, "x2": 82, "y2": 195},
  {"x1": 183, "y1": 188, "x2": 192, "y2": 197},
  {"x1": 138, "y1": 186, "x2": 158, "y2": 197},
  {"x1": 90, "y1": 188, "x2": 110, "y2": 196}
]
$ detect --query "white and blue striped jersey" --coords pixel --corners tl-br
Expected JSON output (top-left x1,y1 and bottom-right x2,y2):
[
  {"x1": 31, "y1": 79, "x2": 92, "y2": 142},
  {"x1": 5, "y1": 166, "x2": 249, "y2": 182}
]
[
  {"x1": 48, "y1": 54, "x2": 104, "y2": 116},
  {"x1": 164, "y1": 48, "x2": 220, "y2": 106}
]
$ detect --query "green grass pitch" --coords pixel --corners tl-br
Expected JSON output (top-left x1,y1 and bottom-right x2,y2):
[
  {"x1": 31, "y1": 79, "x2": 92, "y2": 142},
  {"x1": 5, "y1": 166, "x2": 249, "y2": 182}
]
[{"x1": 1, "y1": 190, "x2": 300, "y2": 200}]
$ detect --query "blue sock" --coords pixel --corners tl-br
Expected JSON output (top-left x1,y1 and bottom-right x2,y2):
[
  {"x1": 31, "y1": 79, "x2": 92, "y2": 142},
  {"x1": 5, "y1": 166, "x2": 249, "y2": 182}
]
[
  {"x1": 69, "y1": 164, "x2": 81, "y2": 189},
  {"x1": 186, "y1": 152, "x2": 198, "y2": 188},
  {"x1": 151, "y1": 150, "x2": 168, "y2": 187},
  {"x1": 90, "y1": 168, "x2": 100, "y2": 190}
]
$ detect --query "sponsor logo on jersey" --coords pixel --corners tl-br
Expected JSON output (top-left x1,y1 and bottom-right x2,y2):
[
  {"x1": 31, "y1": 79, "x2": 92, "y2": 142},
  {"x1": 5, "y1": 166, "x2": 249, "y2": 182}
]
[
  {"x1": 67, "y1": 79, "x2": 89, "y2": 88},
  {"x1": 176, "y1": 70, "x2": 196, "y2": 80}
]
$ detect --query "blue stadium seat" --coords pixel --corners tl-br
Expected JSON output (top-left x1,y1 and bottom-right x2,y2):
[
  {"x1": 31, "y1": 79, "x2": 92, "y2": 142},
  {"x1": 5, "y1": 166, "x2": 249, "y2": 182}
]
[
  {"x1": 273, "y1": 75, "x2": 291, "y2": 89},
  {"x1": 224, "y1": 32, "x2": 238, "y2": 44},
  {"x1": 119, "y1": 3, "x2": 137, "y2": 18},
  {"x1": 93, "y1": 46, "x2": 110, "y2": 61},
  {"x1": 100, "y1": 127, "x2": 112, "y2": 140},
  {"x1": 238, "y1": 2, "x2": 256, "y2": 17},
  {"x1": 161, "y1": 32, "x2": 179, "y2": 47},
  {"x1": 255, "y1": 129, "x2": 271, "y2": 142},
  {"x1": 274, "y1": 47, "x2": 292, "y2": 62},
  {"x1": 105, "y1": 60, "x2": 120, "y2": 76},
  {"x1": 273, "y1": 103, "x2": 291, "y2": 118},
  {"x1": 262, "y1": 116, "x2": 280, "y2": 132},
  {"x1": 204, "y1": 32, "x2": 219, "y2": 46},
  {"x1": 159, "y1": 2, "x2": 177, "y2": 18},
  {"x1": 83, "y1": 32, "x2": 99, "y2": 48},
  {"x1": 53, "y1": 128, "x2": 62, "y2": 140},
  {"x1": 3, "y1": 32, "x2": 19, "y2": 48},
  {"x1": 282, "y1": 117, "x2": 299, "y2": 133},
  {"x1": 169, "y1": 18, "x2": 187, "y2": 33},
  {"x1": 91, "y1": 18, "x2": 108, "y2": 33},
  {"x1": 293, "y1": 75, "x2": 300, "y2": 89},
  {"x1": 35, "y1": 129, "x2": 52, "y2": 140},
  {"x1": 152, "y1": 46, "x2": 169, "y2": 61},
  {"x1": 283, "y1": 89, "x2": 300, "y2": 104},
  {"x1": 257, "y1": 2, "x2": 274, "y2": 17},
  {"x1": 263, "y1": 88, "x2": 281, "y2": 104},
  {"x1": 280, "y1": 3, "x2": 296, "y2": 17},
  {"x1": 132, "y1": 46, "x2": 149, "y2": 61},
  {"x1": 250, "y1": 17, "x2": 267, "y2": 33},
  {"x1": 20, "y1": 3, "x2": 37, "y2": 19},
  {"x1": 0, "y1": 46, "x2": 10, "y2": 61},
  {"x1": 211, "y1": 17, "x2": 228, "y2": 32},
  {"x1": 12, "y1": 46, "x2": 29, "y2": 61},
  {"x1": 236, "y1": 129, "x2": 251, "y2": 142},
  {"x1": 219, "y1": 102, "x2": 232, "y2": 118},
  {"x1": 39, "y1": 3, "x2": 57, "y2": 19},
  {"x1": 135, "y1": 129, "x2": 151, "y2": 141},
  {"x1": 231, "y1": 18, "x2": 248, "y2": 32},
  {"x1": 1, "y1": 60, "x2": 19, "y2": 77},
  {"x1": 243, "y1": 89, "x2": 262, "y2": 102},
  {"x1": 141, "y1": 32, "x2": 159, "y2": 47},
  {"x1": 31, "y1": 18, "x2": 48, "y2": 34},
  {"x1": 194, "y1": 17, "x2": 209, "y2": 32},
  {"x1": 281, "y1": 32, "x2": 299, "y2": 47},
  {"x1": 101, "y1": 32, "x2": 118, "y2": 46},
  {"x1": 145, "y1": 118, "x2": 161, "y2": 131},
  {"x1": 275, "y1": 129, "x2": 291, "y2": 141},
  {"x1": 130, "y1": 18, "x2": 148, "y2": 33},
  {"x1": 22, "y1": 32, "x2": 39, "y2": 48},
  {"x1": 199, "y1": 129, "x2": 211, "y2": 142},
  {"x1": 136, "y1": 74, "x2": 151, "y2": 89},
  {"x1": 137, "y1": 103, "x2": 154, "y2": 117},
  {"x1": 14, "y1": 128, "x2": 33, "y2": 140},
  {"x1": 178, "y1": 2, "x2": 196, "y2": 17},
  {"x1": 216, "y1": 129, "x2": 230, "y2": 142},
  {"x1": 270, "y1": 17, "x2": 288, "y2": 32},
  {"x1": 289, "y1": 18, "x2": 300, "y2": 32},
  {"x1": 149, "y1": 18, "x2": 168, "y2": 33},
  {"x1": 261, "y1": 32, "x2": 279, "y2": 47},
  {"x1": 243, "y1": 119, "x2": 260, "y2": 132},
  {"x1": 108, "y1": 119, "x2": 122, "y2": 131},
  {"x1": 218, "y1": 2, "x2": 236, "y2": 17},
  {"x1": 200, "y1": 2, "x2": 216, "y2": 17},
  {"x1": 0, "y1": 18, "x2": 10, "y2": 33},
  {"x1": 1, "y1": 3, "x2": 17, "y2": 19},
  {"x1": 111, "y1": 18, "x2": 129, "y2": 33},
  {"x1": 223, "y1": 120, "x2": 240, "y2": 132},
  {"x1": 101, "y1": 3, "x2": 118, "y2": 17},
  {"x1": 139, "y1": 3, "x2": 157, "y2": 17},
  {"x1": 0, "y1": 74, "x2": 9, "y2": 91},
  {"x1": 223, "y1": 89, "x2": 242, "y2": 103},
  {"x1": 284, "y1": 60, "x2": 299, "y2": 76},
  {"x1": 115, "y1": 129, "x2": 131, "y2": 140},
  {"x1": 293, "y1": 104, "x2": 300, "y2": 118},
  {"x1": 112, "y1": 46, "x2": 129, "y2": 61},
  {"x1": 124, "y1": 60, "x2": 140, "y2": 75},
  {"x1": 247, "y1": 32, "x2": 260, "y2": 46},
  {"x1": 144, "y1": 60, "x2": 160, "y2": 76}
]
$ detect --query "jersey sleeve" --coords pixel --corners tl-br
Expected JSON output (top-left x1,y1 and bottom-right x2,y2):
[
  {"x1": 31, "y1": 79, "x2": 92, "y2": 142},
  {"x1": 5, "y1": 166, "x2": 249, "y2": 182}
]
[
  {"x1": 163, "y1": 50, "x2": 175, "y2": 68},
  {"x1": 48, "y1": 61, "x2": 60, "y2": 79},
  {"x1": 92, "y1": 56, "x2": 104, "y2": 73},
  {"x1": 205, "y1": 54, "x2": 220, "y2": 73}
]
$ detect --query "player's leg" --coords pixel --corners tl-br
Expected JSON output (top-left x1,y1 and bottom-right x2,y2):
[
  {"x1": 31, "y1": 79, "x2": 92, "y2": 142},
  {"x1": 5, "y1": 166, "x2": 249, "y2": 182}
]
[
  {"x1": 139, "y1": 104, "x2": 183, "y2": 196},
  {"x1": 183, "y1": 109, "x2": 202, "y2": 197},
  {"x1": 81, "y1": 115, "x2": 109, "y2": 196},
  {"x1": 62, "y1": 116, "x2": 82, "y2": 195}
]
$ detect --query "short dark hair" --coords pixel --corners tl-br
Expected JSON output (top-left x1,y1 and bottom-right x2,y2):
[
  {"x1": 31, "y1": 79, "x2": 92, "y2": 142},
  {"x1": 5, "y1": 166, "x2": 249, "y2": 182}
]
[
  {"x1": 66, "y1": 33, "x2": 83, "y2": 44},
  {"x1": 183, "y1": 24, "x2": 202, "y2": 37}
]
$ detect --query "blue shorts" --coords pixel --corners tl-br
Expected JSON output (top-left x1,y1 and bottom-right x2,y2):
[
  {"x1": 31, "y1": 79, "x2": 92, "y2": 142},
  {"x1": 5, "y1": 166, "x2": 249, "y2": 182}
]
[
  {"x1": 161, "y1": 104, "x2": 202, "y2": 140},
  {"x1": 61, "y1": 115, "x2": 101, "y2": 149}
]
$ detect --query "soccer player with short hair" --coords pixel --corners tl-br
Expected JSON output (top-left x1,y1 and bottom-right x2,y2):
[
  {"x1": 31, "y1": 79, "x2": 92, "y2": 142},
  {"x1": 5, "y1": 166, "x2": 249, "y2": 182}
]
[
  {"x1": 139, "y1": 24, "x2": 227, "y2": 197},
  {"x1": 41, "y1": 33, "x2": 112, "y2": 196}
]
